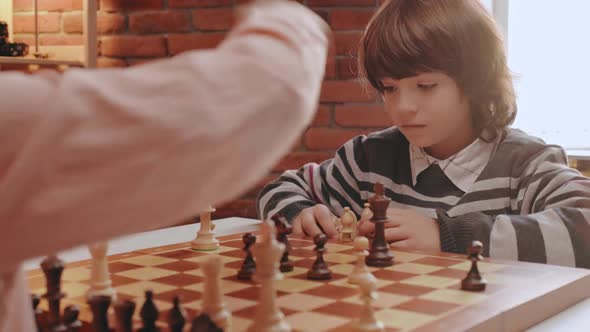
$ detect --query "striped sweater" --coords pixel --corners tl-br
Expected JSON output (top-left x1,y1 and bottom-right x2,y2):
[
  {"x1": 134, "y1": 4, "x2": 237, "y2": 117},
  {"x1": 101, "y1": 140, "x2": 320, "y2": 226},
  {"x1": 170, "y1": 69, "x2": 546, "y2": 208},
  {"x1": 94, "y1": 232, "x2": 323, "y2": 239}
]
[{"x1": 257, "y1": 127, "x2": 590, "y2": 268}]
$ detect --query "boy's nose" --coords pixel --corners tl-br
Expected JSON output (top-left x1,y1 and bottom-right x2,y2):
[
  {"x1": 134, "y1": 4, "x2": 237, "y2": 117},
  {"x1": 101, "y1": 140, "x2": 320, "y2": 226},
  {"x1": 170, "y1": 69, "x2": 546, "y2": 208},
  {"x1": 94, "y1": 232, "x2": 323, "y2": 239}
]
[{"x1": 396, "y1": 90, "x2": 418, "y2": 115}]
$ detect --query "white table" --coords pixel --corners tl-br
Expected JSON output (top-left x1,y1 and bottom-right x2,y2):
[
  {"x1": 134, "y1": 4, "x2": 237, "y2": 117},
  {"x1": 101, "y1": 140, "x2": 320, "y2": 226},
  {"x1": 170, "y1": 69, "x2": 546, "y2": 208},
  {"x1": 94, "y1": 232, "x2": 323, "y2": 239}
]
[{"x1": 24, "y1": 217, "x2": 590, "y2": 331}]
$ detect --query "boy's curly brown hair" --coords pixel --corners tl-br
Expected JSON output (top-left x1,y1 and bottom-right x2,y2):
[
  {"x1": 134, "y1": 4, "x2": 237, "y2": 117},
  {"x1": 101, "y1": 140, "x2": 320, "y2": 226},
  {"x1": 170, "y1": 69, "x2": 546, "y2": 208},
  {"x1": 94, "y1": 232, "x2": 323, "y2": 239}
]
[{"x1": 358, "y1": 0, "x2": 517, "y2": 140}]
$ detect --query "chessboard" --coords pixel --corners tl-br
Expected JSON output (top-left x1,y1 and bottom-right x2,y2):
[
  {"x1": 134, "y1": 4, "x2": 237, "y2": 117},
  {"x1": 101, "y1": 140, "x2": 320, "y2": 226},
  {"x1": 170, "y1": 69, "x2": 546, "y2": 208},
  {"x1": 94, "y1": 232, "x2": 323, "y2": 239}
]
[{"x1": 26, "y1": 232, "x2": 590, "y2": 332}]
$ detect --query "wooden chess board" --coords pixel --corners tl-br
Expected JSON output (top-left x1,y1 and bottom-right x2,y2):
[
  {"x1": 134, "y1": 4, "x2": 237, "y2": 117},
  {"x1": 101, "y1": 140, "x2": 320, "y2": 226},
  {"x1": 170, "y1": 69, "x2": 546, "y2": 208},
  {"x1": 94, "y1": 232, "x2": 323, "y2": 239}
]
[{"x1": 27, "y1": 233, "x2": 590, "y2": 332}]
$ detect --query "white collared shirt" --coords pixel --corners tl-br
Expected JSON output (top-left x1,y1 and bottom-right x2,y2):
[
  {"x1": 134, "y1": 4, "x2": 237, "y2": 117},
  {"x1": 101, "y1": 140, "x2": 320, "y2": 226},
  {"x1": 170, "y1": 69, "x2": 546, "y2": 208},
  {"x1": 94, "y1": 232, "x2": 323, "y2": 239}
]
[{"x1": 409, "y1": 134, "x2": 500, "y2": 192}]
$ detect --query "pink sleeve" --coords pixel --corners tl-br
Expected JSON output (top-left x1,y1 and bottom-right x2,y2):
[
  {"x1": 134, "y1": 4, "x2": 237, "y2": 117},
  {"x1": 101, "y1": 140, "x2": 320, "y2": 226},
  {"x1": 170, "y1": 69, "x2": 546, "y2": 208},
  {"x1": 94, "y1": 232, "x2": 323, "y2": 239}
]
[{"x1": 0, "y1": 1, "x2": 330, "y2": 270}]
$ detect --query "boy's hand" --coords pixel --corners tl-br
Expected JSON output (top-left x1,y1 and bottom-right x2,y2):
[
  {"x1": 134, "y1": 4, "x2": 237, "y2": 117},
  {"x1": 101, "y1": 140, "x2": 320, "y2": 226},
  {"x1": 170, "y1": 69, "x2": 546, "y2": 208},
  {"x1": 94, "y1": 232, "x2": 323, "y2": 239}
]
[
  {"x1": 292, "y1": 204, "x2": 338, "y2": 238},
  {"x1": 357, "y1": 208, "x2": 441, "y2": 251}
]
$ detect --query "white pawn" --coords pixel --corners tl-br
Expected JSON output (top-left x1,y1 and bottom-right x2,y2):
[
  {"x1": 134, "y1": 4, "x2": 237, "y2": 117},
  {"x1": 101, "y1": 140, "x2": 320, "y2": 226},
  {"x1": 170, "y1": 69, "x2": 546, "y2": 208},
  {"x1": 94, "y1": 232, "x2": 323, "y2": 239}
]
[
  {"x1": 201, "y1": 255, "x2": 232, "y2": 331},
  {"x1": 348, "y1": 236, "x2": 376, "y2": 285},
  {"x1": 339, "y1": 207, "x2": 358, "y2": 243},
  {"x1": 247, "y1": 220, "x2": 291, "y2": 332},
  {"x1": 350, "y1": 273, "x2": 384, "y2": 332},
  {"x1": 191, "y1": 206, "x2": 219, "y2": 251},
  {"x1": 360, "y1": 203, "x2": 373, "y2": 223},
  {"x1": 86, "y1": 241, "x2": 116, "y2": 300}
]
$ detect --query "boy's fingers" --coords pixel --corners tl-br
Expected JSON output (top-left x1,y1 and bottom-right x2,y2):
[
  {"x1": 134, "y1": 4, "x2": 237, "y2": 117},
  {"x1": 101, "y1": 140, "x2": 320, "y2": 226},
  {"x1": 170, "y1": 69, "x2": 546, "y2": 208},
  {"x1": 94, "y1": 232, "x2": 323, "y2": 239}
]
[
  {"x1": 384, "y1": 227, "x2": 409, "y2": 243},
  {"x1": 301, "y1": 213, "x2": 323, "y2": 237},
  {"x1": 292, "y1": 216, "x2": 303, "y2": 235},
  {"x1": 314, "y1": 206, "x2": 338, "y2": 237},
  {"x1": 390, "y1": 239, "x2": 410, "y2": 249},
  {"x1": 358, "y1": 220, "x2": 374, "y2": 235}
]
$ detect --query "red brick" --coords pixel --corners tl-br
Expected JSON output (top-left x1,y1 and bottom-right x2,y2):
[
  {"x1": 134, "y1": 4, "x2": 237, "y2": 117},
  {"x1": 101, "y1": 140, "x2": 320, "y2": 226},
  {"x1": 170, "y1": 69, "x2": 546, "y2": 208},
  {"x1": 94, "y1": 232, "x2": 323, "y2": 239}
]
[
  {"x1": 100, "y1": 35, "x2": 167, "y2": 57},
  {"x1": 330, "y1": 9, "x2": 374, "y2": 30},
  {"x1": 130, "y1": 11, "x2": 191, "y2": 34},
  {"x1": 320, "y1": 80, "x2": 374, "y2": 103},
  {"x1": 39, "y1": 0, "x2": 83, "y2": 11},
  {"x1": 334, "y1": 104, "x2": 390, "y2": 127},
  {"x1": 101, "y1": 0, "x2": 163, "y2": 11},
  {"x1": 337, "y1": 56, "x2": 358, "y2": 79},
  {"x1": 304, "y1": 128, "x2": 370, "y2": 150},
  {"x1": 65, "y1": 13, "x2": 126, "y2": 34},
  {"x1": 40, "y1": 34, "x2": 84, "y2": 45},
  {"x1": 13, "y1": 0, "x2": 33, "y2": 11},
  {"x1": 193, "y1": 9, "x2": 235, "y2": 31},
  {"x1": 169, "y1": 0, "x2": 232, "y2": 8},
  {"x1": 167, "y1": 33, "x2": 225, "y2": 55},
  {"x1": 273, "y1": 152, "x2": 333, "y2": 172},
  {"x1": 312, "y1": 105, "x2": 332, "y2": 126},
  {"x1": 12, "y1": 13, "x2": 61, "y2": 33},
  {"x1": 324, "y1": 56, "x2": 336, "y2": 79},
  {"x1": 13, "y1": 36, "x2": 35, "y2": 45},
  {"x1": 308, "y1": 0, "x2": 375, "y2": 6},
  {"x1": 97, "y1": 56, "x2": 128, "y2": 67},
  {"x1": 334, "y1": 32, "x2": 363, "y2": 56}
]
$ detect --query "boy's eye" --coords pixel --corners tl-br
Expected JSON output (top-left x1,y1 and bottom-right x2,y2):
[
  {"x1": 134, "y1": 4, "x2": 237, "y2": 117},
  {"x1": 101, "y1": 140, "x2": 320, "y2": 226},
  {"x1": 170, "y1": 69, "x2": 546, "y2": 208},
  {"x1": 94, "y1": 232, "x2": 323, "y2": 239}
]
[{"x1": 418, "y1": 83, "x2": 437, "y2": 90}]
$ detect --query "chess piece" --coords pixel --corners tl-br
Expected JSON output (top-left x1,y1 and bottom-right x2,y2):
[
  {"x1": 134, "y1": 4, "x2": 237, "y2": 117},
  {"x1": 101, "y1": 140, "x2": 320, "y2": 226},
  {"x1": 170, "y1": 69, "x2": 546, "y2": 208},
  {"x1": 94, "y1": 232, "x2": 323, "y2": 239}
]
[
  {"x1": 348, "y1": 236, "x2": 376, "y2": 285},
  {"x1": 87, "y1": 295, "x2": 112, "y2": 332},
  {"x1": 63, "y1": 305, "x2": 82, "y2": 332},
  {"x1": 31, "y1": 293, "x2": 44, "y2": 332},
  {"x1": 191, "y1": 206, "x2": 220, "y2": 251},
  {"x1": 273, "y1": 214, "x2": 294, "y2": 272},
  {"x1": 168, "y1": 296, "x2": 187, "y2": 332},
  {"x1": 191, "y1": 314, "x2": 223, "y2": 332},
  {"x1": 365, "y1": 183, "x2": 394, "y2": 267},
  {"x1": 307, "y1": 233, "x2": 332, "y2": 280},
  {"x1": 41, "y1": 255, "x2": 67, "y2": 332},
  {"x1": 114, "y1": 299, "x2": 136, "y2": 332},
  {"x1": 201, "y1": 256, "x2": 232, "y2": 331},
  {"x1": 237, "y1": 232, "x2": 257, "y2": 280},
  {"x1": 87, "y1": 241, "x2": 116, "y2": 301},
  {"x1": 139, "y1": 290, "x2": 161, "y2": 332},
  {"x1": 360, "y1": 203, "x2": 373, "y2": 223},
  {"x1": 247, "y1": 219, "x2": 291, "y2": 332},
  {"x1": 350, "y1": 273, "x2": 384, "y2": 332},
  {"x1": 339, "y1": 207, "x2": 358, "y2": 243},
  {"x1": 461, "y1": 240, "x2": 487, "y2": 292}
]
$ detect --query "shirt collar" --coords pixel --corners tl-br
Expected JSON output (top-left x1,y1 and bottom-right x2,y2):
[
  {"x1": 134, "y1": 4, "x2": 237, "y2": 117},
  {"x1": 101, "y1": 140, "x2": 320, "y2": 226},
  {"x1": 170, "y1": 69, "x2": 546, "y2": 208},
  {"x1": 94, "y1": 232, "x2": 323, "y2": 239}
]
[{"x1": 409, "y1": 133, "x2": 500, "y2": 192}]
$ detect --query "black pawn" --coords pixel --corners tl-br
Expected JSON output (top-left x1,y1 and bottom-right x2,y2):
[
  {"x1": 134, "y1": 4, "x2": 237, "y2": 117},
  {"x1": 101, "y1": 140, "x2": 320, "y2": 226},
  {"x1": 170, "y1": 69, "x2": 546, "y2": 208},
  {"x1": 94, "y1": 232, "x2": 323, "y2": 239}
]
[
  {"x1": 31, "y1": 293, "x2": 44, "y2": 332},
  {"x1": 139, "y1": 290, "x2": 160, "y2": 332},
  {"x1": 167, "y1": 296, "x2": 187, "y2": 332},
  {"x1": 365, "y1": 183, "x2": 394, "y2": 267},
  {"x1": 461, "y1": 240, "x2": 487, "y2": 291},
  {"x1": 88, "y1": 295, "x2": 112, "y2": 332},
  {"x1": 307, "y1": 233, "x2": 332, "y2": 280},
  {"x1": 63, "y1": 305, "x2": 82, "y2": 332},
  {"x1": 273, "y1": 214, "x2": 294, "y2": 273},
  {"x1": 114, "y1": 299, "x2": 136, "y2": 332},
  {"x1": 41, "y1": 255, "x2": 67, "y2": 332},
  {"x1": 190, "y1": 313, "x2": 223, "y2": 332},
  {"x1": 237, "y1": 232, "x2": 257, "y2": 280}
]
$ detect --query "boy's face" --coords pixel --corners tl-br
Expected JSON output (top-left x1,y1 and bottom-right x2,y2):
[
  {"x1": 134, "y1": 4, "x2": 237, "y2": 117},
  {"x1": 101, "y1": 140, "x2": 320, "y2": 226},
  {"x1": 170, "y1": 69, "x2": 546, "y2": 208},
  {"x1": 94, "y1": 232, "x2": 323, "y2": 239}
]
[{"x1": 380, "y1": 72, "x2": 476, "y2": 159}]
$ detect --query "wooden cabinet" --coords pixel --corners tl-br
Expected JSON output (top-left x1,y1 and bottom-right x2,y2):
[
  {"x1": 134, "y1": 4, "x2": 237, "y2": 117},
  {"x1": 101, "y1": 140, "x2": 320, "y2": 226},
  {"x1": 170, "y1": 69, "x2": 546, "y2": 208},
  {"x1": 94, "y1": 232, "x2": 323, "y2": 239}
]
[{"x1": 0, "y1": 0, "x2": 97, "y2": 68}]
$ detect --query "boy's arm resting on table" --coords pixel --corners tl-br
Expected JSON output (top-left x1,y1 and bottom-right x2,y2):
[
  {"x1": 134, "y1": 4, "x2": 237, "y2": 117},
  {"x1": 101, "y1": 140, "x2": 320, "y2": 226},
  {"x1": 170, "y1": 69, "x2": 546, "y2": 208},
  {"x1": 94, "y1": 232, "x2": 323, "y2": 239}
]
[
  {"x1": 436, "y1": 146, "x2": 590, "y2": 268},
  {"x1": 257, "y1": 135, "x2": 368, "y2": 222},
  {"x1": 0, "y1": 1, "x2": 330, "y2": 270}
]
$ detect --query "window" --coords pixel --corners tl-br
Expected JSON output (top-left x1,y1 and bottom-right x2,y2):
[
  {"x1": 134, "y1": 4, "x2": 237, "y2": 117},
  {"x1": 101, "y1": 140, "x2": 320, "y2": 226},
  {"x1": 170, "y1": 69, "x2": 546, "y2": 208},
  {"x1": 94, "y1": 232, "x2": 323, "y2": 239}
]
[{"x1": 492, "y1": 0, "x2": 590, "y2": 156}]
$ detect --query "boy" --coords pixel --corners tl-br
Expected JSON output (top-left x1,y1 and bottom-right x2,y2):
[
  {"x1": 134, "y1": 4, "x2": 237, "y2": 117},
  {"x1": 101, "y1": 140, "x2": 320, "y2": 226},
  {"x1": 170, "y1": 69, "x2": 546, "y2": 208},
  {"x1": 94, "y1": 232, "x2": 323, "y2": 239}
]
[{"x1": 257, "y1": 0, "x2": 590, "y2": 268}]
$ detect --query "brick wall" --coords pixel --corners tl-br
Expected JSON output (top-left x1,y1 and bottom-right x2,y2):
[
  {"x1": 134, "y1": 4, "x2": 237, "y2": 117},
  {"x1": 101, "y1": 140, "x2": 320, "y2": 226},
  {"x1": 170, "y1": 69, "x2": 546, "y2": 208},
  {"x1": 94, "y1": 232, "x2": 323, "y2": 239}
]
[{"x1": 7, "y1": 0, "x2": 388, "y2": 219}]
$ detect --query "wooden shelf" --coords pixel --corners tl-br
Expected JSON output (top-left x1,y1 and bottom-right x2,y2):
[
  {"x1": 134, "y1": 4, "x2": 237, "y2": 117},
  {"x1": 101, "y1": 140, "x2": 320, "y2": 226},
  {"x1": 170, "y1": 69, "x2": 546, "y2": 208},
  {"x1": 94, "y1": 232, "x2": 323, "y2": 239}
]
[
  {"x1": 0, "y1": 1, "x2": 97, "y2": 68},
  {"x1": 0, "y1": 45, "x2": 84, "y2": 66}
]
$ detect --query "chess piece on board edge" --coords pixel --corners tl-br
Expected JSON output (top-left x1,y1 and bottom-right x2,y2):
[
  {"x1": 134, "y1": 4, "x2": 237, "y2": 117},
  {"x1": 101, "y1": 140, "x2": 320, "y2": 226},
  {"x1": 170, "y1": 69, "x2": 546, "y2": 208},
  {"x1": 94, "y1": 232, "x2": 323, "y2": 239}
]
[
  {"x1": 63, "y1": 305, "x2": 82, "y2": 332},
  {"x1": 338, "y1": 207, "x2": 358, "y2": 243},
  {"x1": 307, "y1": 233, "x2": 332, "y2": 280},
  {"x1": 168, "y1": 296, "x2": 187, "y2": 332},
  {"x1": 41, "y1": 255, "x2": 67, "y2": 332},
  {"x1": 139, "y1": 290, "x2": 161, "y2": 332},
  {"x1": 114, "y1": 299, "x2": 136, "y2": 332},
  {"x1": 192, "y1": 206, "x2": 220, "y2": 251},
  {"x1": 461, "y1": 240, "x2": 487, "y2": 292},
  {"x1": 273, "y1": 213, "x2": 294, "y2": 273},
  {"x1": 87, "y1": 295, "x2": 112, "y2": 332},
  {"x1": 365, "y1": 183, "x2": 394, "y2": 267},
  {"x1": 349, "y1": 273, "x2": 384, "y2": 332},
  {"x1": 247, "y1": 219, "x2": 291, "y2": 332},
  {"x1": 201, "y1": 255, "x2": 232, "y2": 331}
]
